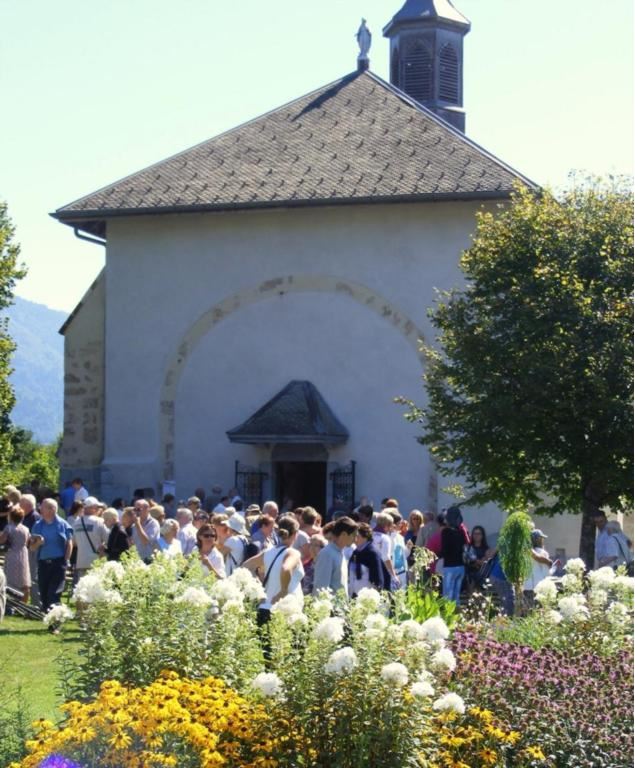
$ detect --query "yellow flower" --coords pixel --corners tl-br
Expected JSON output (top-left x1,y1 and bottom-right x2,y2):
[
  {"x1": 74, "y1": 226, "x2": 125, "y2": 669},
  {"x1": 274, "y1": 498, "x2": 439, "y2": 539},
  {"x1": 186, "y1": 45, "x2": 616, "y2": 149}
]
[{"x1": 524, "y1": 745, "x2": 547, "y2": 761}]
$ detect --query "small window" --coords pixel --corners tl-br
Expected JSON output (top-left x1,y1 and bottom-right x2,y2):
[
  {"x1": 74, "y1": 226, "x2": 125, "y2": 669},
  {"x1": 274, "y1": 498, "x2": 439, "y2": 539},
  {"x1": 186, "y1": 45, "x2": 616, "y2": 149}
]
[
  {"x1": 439, "y1": 44, "x2": 459, "y2": 102},
  {"x1": 403, "y1": 41, "x2": 433, "y2": 103},
  {"x1": 391, "y1": 48, "x2": 400, "y2": 87}
]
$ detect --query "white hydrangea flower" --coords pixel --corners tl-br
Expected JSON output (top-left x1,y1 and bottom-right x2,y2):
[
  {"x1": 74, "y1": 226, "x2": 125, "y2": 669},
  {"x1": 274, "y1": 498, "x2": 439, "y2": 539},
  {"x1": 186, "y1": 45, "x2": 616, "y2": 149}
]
[
  {"x1": 175, "y1": 586, "x2": 214, "y2": 608},
  {"x1": 380, "y1": 662, "x2": 409, "y2": 687},
  {"x1": 420, "y1": 616, "x2": 450, "y2": 642},
  {"x1": 325, "y1": 646, "x2": 358, "y2": 676},
  {"x1": 210, "y1": 580, "x2": 243, "y2": 604},
  {"x1": 431, "y1": 647, "x2": 456, "y2": 672},
  {"x1": 287, "y1": 612, "x2": 309, "y2": 627},
  {"x1": 228, "y1": 568, "x2": 267, "y2": 601},
  {"x1": 564, "y1": 558, "x2": 586, "y2": 576},
  {"x1": 606, "y1": 601, "x2": 630, "y2": 625},
  {"x1": 416, "y1": 668, "x2": 434, "y2": 683},
  {"x1": 386, "y1": 624, "x2": 404, "y2": 642},
  {"x1": 558, "y1": 594, "x2": 589, "y2": 621},
  {"x1": 272, "y1": 594, "x2": 304, "y2": 618},
  {"x1": 588, "y1": 588, "x2": 609, "y2": 608},
  {"x1": 314, "y1": 616, "x2": 345, "y2": 643},
  {"x1": 561, "y1": 573, "x2": 583, "y2": 592},
  {"x1": 73, "y1": 573, "x2": 121, "y2": 605},
  {"x1": 99, "y1": 561, "x2": 125, "y2": 582},
  {"x1": 251, "y1": 672, "x2": 284, "y2": 698},
  {"x1": 545, "y1": 609, "x2": 563, "y2": 625},
  {"x1": 410, "y1": 680, "x2": 435, "y2": 698},
  {"x1": 363, "y1": 613, "x2": 389, "y2": 638},
  {"x1": 312, "y1": 596, "x2": 334, "y2": 620},
  {"x1": 221, "y1": 598, "x2": 245, "y2": 614},
  {"x1": 43, "y1": 604, "x2": 74, "y2": 627},
  {"x1": 588, "y1": 567, "x2": 616, "y2": 590},
  {"x1": 534, "y1": 577, "x2": 558, "y2": 606},
  {"x1": 400, "y1": 619, "x2": 425, "y2": 641},
  {"x1": 612, "y1": 575, "x2": 635, "y2": 593},
  {"x1": 433, "y1": 692, "x2": 465, "y2": 714},
  {"x1": 356, "y1": 587, "x2": 382, "y2": 611}
]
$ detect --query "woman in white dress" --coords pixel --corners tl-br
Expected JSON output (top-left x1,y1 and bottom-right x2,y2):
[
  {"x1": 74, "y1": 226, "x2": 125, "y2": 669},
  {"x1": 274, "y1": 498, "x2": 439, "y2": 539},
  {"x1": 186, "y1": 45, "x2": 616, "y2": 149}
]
[{"x1": 243, "y1": 516, "x2": 304, "y2": 620}]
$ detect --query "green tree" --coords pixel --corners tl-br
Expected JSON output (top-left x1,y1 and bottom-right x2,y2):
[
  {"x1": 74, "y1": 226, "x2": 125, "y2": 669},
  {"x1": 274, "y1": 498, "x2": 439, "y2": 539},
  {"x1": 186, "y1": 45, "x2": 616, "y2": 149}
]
[
  {"x1": 0, "y1": 202, "x2": 27, "y2": 469},
  {"x1": 401, "y1": 178, "x2": 633, "y2": 566},
  {"x1": 497, "y1": 510, "x2": 533, "y2": 616}
]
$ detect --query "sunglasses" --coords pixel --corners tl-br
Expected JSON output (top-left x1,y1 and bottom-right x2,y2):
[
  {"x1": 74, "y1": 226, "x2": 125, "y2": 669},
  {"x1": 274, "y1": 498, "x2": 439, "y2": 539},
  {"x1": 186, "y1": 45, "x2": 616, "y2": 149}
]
[{"x1": 200, "y1": 534, "x2": 216, "y2": 539}]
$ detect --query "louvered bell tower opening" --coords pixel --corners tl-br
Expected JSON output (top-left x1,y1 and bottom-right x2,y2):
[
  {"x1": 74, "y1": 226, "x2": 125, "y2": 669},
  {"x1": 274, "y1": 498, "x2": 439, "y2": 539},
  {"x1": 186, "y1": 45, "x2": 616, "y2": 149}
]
[{"x1": 383, "y1": 0, "x2": 471, "y2": 133}]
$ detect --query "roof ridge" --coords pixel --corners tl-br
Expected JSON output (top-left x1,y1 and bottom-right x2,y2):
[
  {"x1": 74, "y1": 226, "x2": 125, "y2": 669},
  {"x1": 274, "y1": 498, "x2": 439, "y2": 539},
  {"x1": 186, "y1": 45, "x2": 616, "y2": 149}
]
[
  {"x1": 55, "y1": 71, "x2": 363, "y2": 215},
  {"x1": 364, "y1": 71, "x2": 537, "y2": 189}
]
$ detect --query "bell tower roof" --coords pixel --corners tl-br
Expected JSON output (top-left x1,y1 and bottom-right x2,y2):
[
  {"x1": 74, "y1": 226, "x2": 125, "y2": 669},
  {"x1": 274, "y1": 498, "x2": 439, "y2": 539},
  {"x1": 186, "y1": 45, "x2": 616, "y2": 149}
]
[{"x1": 384, "y1": 0, "x2": 470, "y2": 35}]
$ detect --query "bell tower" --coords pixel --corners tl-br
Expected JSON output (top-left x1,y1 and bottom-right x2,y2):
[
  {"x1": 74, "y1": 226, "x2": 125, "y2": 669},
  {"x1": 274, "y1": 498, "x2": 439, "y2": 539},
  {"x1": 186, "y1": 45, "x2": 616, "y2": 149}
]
[{"x1": 383, "y1": 0, "x2": 470, "y2": 132}]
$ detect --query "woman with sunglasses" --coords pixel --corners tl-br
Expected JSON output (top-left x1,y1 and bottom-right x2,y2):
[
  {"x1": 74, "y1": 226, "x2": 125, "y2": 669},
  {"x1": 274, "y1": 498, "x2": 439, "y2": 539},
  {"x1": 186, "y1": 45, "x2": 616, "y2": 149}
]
[{"x1": 196, "y1": 523, "x2": 225, "y2": 579}]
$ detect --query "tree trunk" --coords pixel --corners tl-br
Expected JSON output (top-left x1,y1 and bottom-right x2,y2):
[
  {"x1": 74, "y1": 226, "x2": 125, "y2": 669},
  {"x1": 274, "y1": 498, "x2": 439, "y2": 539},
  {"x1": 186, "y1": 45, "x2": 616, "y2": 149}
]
[{"x1": 579, "y1": 483, "x2": 603, "y2": 569}]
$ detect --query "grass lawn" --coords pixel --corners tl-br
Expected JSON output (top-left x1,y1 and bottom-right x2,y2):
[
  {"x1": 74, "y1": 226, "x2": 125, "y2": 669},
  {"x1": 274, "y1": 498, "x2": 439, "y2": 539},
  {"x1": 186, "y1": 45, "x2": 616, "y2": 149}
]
[{"x1": 0, "y1": 614, "x2": 80, "y2": 723}]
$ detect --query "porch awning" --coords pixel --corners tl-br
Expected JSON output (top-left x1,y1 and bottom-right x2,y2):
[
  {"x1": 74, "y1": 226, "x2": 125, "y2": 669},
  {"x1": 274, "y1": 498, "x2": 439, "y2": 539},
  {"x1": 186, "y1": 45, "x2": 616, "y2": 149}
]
[{"x1": 227, "y1": 381, "x2": 349, "y2": 445}]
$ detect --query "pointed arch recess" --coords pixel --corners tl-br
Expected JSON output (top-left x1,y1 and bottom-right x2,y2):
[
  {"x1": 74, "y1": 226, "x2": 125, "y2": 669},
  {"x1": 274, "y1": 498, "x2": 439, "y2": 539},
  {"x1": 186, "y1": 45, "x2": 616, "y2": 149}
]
[{"x1": 158, "y1": 275, "x2": 427, "y2": 479}]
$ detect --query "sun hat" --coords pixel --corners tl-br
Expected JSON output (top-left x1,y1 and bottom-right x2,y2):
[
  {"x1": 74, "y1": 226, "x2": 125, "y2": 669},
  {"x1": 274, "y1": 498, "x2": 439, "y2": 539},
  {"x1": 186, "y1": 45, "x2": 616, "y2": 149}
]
[
  {"x1": 83, "y1": 496, "x2": 100, "y2": 508},
  {"x1": 227, "y1": 513, "x2": 249, "y2": 536}
]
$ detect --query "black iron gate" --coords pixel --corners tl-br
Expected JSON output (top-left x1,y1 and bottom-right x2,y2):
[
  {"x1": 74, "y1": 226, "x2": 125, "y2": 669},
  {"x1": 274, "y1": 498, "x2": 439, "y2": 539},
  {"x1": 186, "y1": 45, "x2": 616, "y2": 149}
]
[
  {"x1": 329, "y1": 461, "x2": 356, "y2": 512},
  {"x1": 234, "y1": 461, "x2": 267, "y2": 507}
]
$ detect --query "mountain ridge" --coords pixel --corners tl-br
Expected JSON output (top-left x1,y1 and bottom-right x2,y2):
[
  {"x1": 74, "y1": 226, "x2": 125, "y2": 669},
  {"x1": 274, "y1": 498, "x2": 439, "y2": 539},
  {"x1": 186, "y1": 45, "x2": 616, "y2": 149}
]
[{"x1": 3, "y1": 296, "x2": 66, "y2": 443}]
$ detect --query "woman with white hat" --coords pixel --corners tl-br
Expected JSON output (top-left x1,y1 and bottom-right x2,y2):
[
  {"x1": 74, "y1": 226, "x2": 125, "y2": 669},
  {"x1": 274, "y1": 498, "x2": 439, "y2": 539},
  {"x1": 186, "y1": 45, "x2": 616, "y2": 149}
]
[
  {"x1": 523, "y1": 529, "x2": 554, "y2": 599},
  {"x1": 214, "y1": 509, "x2": 249, "y2": 576}
]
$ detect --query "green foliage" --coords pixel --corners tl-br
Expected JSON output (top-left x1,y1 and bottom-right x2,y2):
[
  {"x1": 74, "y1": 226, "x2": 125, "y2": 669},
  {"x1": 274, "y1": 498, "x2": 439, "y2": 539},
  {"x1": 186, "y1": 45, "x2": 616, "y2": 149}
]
[
  {"x1": 396, "y1": 584, "x2": 458, "y2": 628},
  {"x1": 400, "y1": 177, "x2": 634, "y2": 524},
  {"x1": 0, "y1": 427, "x2": 60, "y2": 490},
  {"x1": 498, "y1": 510, "x2": 533, "y2": 589},
  {"x1": 0, "y1": 202, "x2": 27, "y2": 470},
  {"x1": 0, "y1": 687, "x2": 31, "y2": 766}
]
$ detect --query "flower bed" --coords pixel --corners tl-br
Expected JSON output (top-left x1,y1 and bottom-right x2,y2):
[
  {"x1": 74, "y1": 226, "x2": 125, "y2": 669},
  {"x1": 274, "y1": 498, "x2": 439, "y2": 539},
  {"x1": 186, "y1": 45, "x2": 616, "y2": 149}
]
[{"x1": 12, "y1": 554, "x2": 634, "y2": 768}]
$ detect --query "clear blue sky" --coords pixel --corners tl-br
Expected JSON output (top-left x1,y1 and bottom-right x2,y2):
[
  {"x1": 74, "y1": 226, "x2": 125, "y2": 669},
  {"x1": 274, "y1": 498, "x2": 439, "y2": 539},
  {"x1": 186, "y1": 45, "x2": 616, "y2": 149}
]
[{"x1": 2, "y1": 0, "x2": 633, "y2": 313}]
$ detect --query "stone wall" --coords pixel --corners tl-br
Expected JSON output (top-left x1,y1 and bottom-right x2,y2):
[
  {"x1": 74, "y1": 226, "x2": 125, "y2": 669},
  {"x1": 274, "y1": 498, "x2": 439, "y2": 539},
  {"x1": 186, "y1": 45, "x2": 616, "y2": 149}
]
[{"x1": 59, "y1": 270, "x2": 105, "y2": 488}]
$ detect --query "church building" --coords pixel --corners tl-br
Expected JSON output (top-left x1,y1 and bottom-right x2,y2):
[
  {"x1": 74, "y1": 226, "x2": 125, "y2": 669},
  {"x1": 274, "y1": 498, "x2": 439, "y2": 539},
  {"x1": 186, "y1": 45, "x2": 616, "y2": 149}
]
[{"x1": 54, "y1": 0, "x2": 580, "y2": 553}]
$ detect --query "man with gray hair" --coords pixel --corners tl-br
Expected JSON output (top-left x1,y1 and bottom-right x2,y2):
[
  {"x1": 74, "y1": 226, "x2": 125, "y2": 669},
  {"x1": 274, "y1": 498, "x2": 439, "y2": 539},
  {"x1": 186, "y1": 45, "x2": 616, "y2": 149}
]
[
  {"x1": 19, "y1": 493, "x2": 40, "y2": 605},
  {"x1": 250, "y1": 500, "x2": 280, "y2": 545},
  {"x1": 131, "y1": 499, "x2": 160, "y2": 563},
  {"x1": 30, "y1": 499, "x2": 73, "y2": 613},
  {"x1": 177, "y1": 507, "x2": 198, "y2": 556},
  {"x1": 73, "y1": 496, "x2": 108, "y2": 581}
]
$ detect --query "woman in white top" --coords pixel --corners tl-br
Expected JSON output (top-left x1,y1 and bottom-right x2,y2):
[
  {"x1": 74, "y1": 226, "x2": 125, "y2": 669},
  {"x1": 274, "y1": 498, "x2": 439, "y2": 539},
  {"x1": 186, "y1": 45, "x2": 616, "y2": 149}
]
[
  {"x1": 196, "y1": 524, "x2": 225, "y2": 579},
  {"x1": 523, "y1": 529, "x2": 553, "y2": 593},
  {"x1": 243, "y1": 516, "x2": 304, "y2": 611}
]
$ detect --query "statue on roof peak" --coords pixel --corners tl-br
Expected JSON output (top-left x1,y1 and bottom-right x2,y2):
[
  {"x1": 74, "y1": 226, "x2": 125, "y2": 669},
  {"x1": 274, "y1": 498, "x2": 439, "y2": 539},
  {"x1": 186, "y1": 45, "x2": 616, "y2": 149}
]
[{"x1": 356, "y1": 18, "x2": 372, "y2": 61}]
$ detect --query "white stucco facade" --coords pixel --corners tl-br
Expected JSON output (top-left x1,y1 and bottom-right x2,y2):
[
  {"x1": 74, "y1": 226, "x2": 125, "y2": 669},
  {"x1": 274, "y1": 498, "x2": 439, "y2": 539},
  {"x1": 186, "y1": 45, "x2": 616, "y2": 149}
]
[{"x1": 59, "y1": 198, "x2": 603, "y2": 558}]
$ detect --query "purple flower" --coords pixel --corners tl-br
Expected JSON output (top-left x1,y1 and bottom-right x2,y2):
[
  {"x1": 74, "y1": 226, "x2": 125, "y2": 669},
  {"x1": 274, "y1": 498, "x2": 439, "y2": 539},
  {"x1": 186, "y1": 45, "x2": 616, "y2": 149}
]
[{"x1": 39, "y1": 756, "x2": 83, "y2": 768}]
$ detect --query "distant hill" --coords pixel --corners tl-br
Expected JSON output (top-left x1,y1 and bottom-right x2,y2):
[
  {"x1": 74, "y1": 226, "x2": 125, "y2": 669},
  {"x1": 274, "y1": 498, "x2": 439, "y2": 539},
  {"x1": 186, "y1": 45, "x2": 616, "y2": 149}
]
[{"x1": 4, "y1": 296, "x2": 66, "y2": 444}]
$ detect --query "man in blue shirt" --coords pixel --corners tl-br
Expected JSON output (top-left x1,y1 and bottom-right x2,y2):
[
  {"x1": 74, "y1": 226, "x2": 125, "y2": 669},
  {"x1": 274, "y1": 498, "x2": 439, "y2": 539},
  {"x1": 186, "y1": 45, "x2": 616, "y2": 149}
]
[{"x1": 30, "y1": 498, "x2": 73, "y2": 614}]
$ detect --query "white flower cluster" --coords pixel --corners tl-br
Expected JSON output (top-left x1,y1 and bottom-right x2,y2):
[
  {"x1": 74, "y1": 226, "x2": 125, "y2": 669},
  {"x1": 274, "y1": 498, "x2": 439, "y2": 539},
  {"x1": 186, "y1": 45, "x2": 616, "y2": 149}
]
[
  {"x1": 251, "y1": 672, "x2": 284, "y2": 698},
  {"x1": 431, "y1": 647, "x2": 457, "y2": 672},
  {"x1": 356, "y1": 587, "x2": 382, "y2": 611},
  {"x1": 175, "y1": 587, "x2": 214, "y2": 608},
  {"x1": 314, "y1": 616, "x2": 345, "y2": 643},
  {"x1": 363, "y1": 613, "x2": 389, "y2": 638},
  {"x1": 564, "y1": 558, "x2": 586, "y2": 576},
  {"x1": 73, "y1": 573, "x2": 123, "y2": 605},
  {"x1": 557, "y1": 594, "x2": 589, "y2": 622},
  {"x1": 43, "y1": 603, "x2": 74, "y2": 627},
  {"x1": 325, "y1": 646, "x2": 358, "y2": 676},
  {"x1": 534, "y1": 577, "x2": 558, "y2": 606},
  {"x1": 432, "y1": 692, "x2": 465, "y2": 714},
  {"x1": 380, "y1": 662, "x2": 409, "y2": 687}
]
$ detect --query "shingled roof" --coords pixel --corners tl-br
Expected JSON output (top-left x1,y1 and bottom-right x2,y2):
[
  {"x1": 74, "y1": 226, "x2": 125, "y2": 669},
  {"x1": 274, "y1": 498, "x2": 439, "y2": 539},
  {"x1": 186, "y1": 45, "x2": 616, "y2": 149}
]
[
  {"x1": 227, "y1": 381, "x2": 349, "y2": 445},
  {"x1": 53, "y1": 70, "x2": 534, "y2": 238}
]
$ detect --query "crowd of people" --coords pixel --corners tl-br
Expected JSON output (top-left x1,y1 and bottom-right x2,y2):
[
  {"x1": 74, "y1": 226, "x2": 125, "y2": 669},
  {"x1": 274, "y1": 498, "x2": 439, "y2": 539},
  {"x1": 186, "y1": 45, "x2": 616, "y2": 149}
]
[{"x1": 0, "y1": 478, "x2": 633, "y2": 624}]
